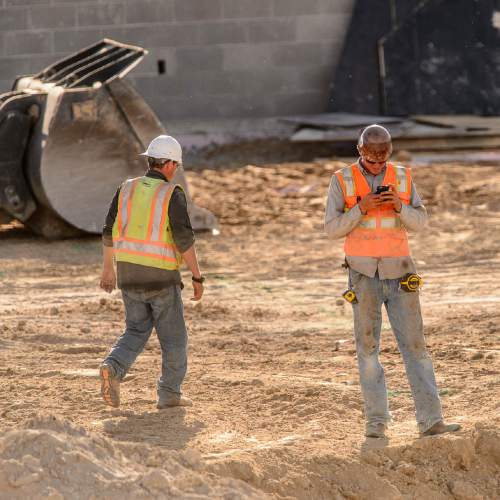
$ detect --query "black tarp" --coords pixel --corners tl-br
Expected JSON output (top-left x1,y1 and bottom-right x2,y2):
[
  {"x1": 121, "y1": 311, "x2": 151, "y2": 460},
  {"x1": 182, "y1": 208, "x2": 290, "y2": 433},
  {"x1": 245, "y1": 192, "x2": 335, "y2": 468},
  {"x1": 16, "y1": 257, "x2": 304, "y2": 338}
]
[
  {"x1": 381, "y1": 0, "x2": 500, "y2": 115},
  {"x1": 329, "y1": 0, "x2": 500, "y2": 116},
  {"x1": 329, "y1": 0, "x2": 417, "y2": 114}
]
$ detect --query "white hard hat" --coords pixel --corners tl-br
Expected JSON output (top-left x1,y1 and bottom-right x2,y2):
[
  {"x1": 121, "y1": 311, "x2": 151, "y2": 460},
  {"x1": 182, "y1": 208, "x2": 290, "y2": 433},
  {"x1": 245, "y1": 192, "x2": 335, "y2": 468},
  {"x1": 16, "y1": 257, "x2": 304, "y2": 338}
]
[{"x1": 140, "y1": 135, "x2": 182, "y2": 164}]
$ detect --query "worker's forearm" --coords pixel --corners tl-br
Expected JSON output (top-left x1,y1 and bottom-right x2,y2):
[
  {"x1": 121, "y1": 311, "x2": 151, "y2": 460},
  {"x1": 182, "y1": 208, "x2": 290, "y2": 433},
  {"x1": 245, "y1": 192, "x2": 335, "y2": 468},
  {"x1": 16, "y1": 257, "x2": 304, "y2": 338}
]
[
  {"x1": 400, "y1": 205, "x2": 428, "y2": 232},
  {"x1": 325, "y1": 204, "x2": 363, "y2": 239},
  {"x1": 181, "y1": 244, "x2": 202, "y2": 278},
  {"x1": 102, "y1": 245, "x2": 114, "y2": 270}
]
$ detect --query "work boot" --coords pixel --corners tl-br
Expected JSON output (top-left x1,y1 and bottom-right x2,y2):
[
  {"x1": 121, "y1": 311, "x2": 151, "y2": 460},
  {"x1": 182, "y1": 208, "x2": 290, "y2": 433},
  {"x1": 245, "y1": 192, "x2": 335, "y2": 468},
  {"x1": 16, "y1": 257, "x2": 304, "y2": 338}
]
[
  {"x1": 365, "y1": 423, "x2": 387, "y2": 439},
  {"x1": 421, "y1": 420, "x2": 461, "y2": 437},
  {"x1": 157, "y1": 394, "x2": 193, "y2": 409},
  {"x1": 100, "y1": 363, "x2": 120, "y2": 408}
]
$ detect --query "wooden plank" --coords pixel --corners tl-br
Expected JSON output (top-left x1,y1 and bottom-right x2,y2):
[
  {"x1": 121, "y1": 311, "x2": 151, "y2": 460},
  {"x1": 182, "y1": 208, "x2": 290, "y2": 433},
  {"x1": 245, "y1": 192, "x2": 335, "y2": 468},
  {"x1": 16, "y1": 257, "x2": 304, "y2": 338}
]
[
  {"x1": 290, "y1": 127, "x2": 500, "y2": 150},
  {"x1": 392, "y1": 136, "x2": 500, "y2": 151},
  {"x1": 281, "y1": 112, "x2": 403, "y2": 129},
  {"x1": 412, "y1": 115, "x2": 500, "y2": 131}
]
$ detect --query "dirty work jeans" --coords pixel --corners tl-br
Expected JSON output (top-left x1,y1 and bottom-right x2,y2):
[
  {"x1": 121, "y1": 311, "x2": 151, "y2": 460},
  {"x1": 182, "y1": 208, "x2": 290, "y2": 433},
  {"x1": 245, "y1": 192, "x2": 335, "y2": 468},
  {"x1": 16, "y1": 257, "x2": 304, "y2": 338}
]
[
  {"x1": 104, "y1": 286, "x2": 188, "y2": 399},
  {"x1": 349, "y1": 269, "x2": 442, "y2": 433}
]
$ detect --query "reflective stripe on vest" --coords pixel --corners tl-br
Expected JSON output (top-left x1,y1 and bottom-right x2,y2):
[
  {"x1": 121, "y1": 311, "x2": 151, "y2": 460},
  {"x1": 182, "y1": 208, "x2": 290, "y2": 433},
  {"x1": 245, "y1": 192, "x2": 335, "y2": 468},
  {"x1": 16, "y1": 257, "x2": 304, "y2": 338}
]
[
  {"x1": 112, "y1": 177, "x2": 181, "y2": 270},
  {"x1": 117, "y1": 177, "x2": 139, "y2": 236},
  {"x1": 342, "y1": 165, "x2": 356, "y2": 197},
  {"x1": 395, "y1": 166, "x2": 410, "y2": 194},
  {"x1": 335, "y1": 163, "x2": 411, "y2": 257}
]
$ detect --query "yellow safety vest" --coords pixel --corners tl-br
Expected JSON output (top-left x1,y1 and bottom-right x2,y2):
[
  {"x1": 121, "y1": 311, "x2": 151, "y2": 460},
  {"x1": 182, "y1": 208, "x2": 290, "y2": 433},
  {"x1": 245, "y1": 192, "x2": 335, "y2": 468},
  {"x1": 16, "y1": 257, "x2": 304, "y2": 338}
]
[{"x1": 112, "y1": 176, "x2": 182, "y2": 270}]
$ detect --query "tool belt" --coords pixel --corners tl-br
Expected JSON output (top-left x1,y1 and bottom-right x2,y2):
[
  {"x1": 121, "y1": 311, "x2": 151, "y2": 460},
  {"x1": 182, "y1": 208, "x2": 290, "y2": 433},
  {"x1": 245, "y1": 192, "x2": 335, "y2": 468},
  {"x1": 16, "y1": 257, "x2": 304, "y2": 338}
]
[
  {"x1": 399, "y1": 273, "x2": 423, "y2": 292},
  {"x1": 342, "y1": 289, "x2": 358, "y2": 304}
]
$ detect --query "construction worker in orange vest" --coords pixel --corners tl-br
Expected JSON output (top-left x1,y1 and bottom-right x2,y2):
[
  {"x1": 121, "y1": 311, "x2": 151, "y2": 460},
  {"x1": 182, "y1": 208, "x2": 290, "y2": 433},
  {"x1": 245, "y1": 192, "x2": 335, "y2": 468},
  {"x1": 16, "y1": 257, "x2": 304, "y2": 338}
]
[
  {"x1": 99, "y1": 135, "x2": 204, "y2": 409},
  {"x1": 325, "y1": 124, "x2": 461, "y2": 438}
]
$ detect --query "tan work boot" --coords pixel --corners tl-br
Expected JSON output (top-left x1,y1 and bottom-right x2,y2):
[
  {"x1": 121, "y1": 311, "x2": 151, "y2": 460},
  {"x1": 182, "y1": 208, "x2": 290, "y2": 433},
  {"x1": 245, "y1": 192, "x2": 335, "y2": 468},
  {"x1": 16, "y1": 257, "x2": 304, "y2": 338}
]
[
  {"x1": 100, "y1": 363, "x2": 120, "y2": 408},
  {"x1": 157, "y1": 395, "x2": 193, "y2": 409},
  {"x1": 365, "y1": 423, "x2": 387, "y2": 438},
  {"x1": 421, "y1": 420, "x2": 461, "y2": 436}
]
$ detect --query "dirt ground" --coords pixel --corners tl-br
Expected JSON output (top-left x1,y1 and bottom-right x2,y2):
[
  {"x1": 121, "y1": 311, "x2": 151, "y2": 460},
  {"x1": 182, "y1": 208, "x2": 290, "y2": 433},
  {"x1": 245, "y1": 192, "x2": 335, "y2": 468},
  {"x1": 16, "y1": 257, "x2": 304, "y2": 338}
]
[{"x1": 0, "y1": 158, "x2": 499, "y2": 499}]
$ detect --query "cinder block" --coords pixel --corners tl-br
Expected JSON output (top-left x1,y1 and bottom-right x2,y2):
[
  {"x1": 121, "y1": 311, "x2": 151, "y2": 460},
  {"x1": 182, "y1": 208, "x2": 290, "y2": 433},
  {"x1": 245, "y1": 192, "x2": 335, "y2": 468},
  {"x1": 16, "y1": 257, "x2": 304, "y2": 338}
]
[
  {"x1": 273, "y1": 0, "x2": 322, "y2": 16},
  {"x1": 77, "y1": 3, "x2": 125, "y2": 27},
  {"x1": 273, "y1": 90, "x2": 328, "y2": 114},
  {"x1": 199, "y1": 21, "x2": 247, "y2": 45},
  {"x1": 221, "y1": 0, "x2": 271, "y2": 19},
  {"x1": 125, "y1": 0, "x2": 174, "y2": 24},
  {"x1": 0, "y1": 57, "x2": 34, "y2": 80},
  {"x1": 109, "y1": 24, "x2": 200, "y2": 48},
  {"x1": 273, "y1": 0, "x2": 354, "y2": 17},
  {"x1": 5, "y1": 0, "x2": 48, "y2": 6},
  {"x1": 29, "y1": 5, "x2": 76, "y2": 30},
  {"x1": 318, "y1": 0, "x2": 355, "y2": 15},
  {"x1": 164, "y1": 69, "x2": 243, "y2": 95},
  {"x1": 136, "y1": 47, "x2": 177, "y2": 76},
  {"x1": 246, "y1": 18, "x2": 296, "y2": 43},
  {"x1": 27, "y1": 53, "x2": 60, "y2": 70},
  {"x1": 0, "y1": 80, "x2": 13, "y2": 93},
  {"x1": 174, "y1": 0, "x2": 222, "y2": 22},
  {"x1": 296, "y1": 13, "x2": 350, "y2": 41},
  {"x1": 271, "y1": 42, "x2": 325, "y2": 67},
  {"x1": 148, "y1": 92, "x2": 278, "y2": 120},
  {"x1": 4, "y1": 32, "x2": 52, "y2": 56},
  {"x1": 223, "y1": 68, "x2": 288, "y2": 96},
  {"x1": 133, "y1": 75, "x2": 185, "y2": 98},
  {"x1": 292, "y1": 64, "x2": 335, "y2": 91},
  {"x1": 54, "y1": 29, "x2": 103, "y2": 53},
  {"x1": 223, "y1": 44, "x2": 274, "y2": 70},
  {"x1": 0, "y1": 7, "x2": 28, "y2": 30},
  {"x1": 149, "y1": 23, "x2": 200, "y2": 46},
  {"x1": 176, "y1": 46, "x2": 224, "y2": 72},
  {"x1": 103, "y1": 26, "x2": 153, "y2": 48}
]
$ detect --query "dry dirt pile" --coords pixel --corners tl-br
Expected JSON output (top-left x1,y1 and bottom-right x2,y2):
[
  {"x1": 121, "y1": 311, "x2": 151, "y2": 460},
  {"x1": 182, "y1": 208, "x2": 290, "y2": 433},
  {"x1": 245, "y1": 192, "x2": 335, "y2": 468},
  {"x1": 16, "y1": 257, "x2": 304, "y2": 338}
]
[
  {"x1": 0, "y1": 160, "x2": 499, "y2": 499},
  {"x1": 1, "y1": 416, "x2": 498, "y2": 500},
  {"x1": 208, "y1": 423, "x2": 500, "y2": 499},
  {"x1": 0, "y1": 415, "x2": 261, "y2": 500}
]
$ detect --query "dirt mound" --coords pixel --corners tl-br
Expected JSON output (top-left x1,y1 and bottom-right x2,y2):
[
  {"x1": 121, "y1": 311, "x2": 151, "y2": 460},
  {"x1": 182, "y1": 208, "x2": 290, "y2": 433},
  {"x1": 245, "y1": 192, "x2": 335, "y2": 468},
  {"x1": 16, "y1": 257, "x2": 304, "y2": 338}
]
[
  {"x1": 0, "y1": 161, "x2": 499, "y2": 500},
  {"x1": 209, "y1": 423, "x2": 500, "y2": 499},
  {"x1": 0, "y1": 415, "x2": 262, "y2": 500},
  {"x1": 2, "y1": 419, "x2": 497, "y2": 500}
]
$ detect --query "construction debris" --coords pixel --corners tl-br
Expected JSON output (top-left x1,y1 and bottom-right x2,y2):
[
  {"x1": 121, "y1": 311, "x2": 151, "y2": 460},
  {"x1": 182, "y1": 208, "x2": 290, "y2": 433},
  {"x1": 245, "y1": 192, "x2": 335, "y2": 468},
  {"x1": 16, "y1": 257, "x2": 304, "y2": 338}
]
[{"x1": 287, "y1": 113, "x2": 500, "y2": 152}]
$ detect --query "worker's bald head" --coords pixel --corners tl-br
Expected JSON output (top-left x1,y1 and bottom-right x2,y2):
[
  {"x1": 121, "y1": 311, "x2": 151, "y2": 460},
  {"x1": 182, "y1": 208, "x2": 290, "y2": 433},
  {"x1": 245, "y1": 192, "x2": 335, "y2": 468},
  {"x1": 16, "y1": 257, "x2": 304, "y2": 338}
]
[
  {"x1": 357, "y1": 124, "x2": 393, "y2": 163},
  {"x1": 359, "y1": 124, "x2": 391, "y2": 145}
]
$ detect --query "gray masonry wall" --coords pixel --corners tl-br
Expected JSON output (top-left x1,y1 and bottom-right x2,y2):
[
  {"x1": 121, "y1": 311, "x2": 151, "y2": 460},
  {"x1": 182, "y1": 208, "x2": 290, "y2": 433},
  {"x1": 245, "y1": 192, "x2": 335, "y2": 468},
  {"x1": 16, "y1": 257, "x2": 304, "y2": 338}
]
[{"x1": 0, "y1": 0, "x2": 354, "y2": 121}]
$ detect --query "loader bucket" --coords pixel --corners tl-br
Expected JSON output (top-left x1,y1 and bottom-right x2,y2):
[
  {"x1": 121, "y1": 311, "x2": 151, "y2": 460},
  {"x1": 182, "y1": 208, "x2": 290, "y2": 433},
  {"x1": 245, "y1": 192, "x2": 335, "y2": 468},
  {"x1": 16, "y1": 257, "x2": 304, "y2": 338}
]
[{"x1": 0, "y1": 39, "x2": 217, "y2": 238}]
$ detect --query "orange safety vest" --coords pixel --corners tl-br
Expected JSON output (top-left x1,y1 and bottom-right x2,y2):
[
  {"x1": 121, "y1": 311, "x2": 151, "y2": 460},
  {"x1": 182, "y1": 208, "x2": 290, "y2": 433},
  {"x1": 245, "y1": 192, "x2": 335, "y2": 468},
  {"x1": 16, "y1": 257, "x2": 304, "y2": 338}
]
[
  {"x1": 112, "y1": 176, "x2": 182, "y2": 270},
  {"x1": 335, "y1": 163, "x2": 412, "y2": 258}
]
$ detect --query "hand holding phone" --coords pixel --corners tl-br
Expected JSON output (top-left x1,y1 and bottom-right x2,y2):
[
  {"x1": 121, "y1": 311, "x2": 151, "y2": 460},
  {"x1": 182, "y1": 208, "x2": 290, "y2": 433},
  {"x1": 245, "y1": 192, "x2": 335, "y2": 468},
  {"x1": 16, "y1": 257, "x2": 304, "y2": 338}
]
[
  {"x1": 375, "y1": 185, "x2": 390, "y2": 194},
  {"x1": 378, "y1": 184, "x2": 402, "y2": 212}
]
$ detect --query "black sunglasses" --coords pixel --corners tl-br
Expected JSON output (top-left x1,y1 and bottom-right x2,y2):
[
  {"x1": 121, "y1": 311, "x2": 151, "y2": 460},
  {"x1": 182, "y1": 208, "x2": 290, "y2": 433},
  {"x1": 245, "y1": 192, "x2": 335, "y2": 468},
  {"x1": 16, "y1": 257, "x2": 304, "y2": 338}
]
[{"x1": 364, "y1": 158, "x2": 388, "y2": 164}]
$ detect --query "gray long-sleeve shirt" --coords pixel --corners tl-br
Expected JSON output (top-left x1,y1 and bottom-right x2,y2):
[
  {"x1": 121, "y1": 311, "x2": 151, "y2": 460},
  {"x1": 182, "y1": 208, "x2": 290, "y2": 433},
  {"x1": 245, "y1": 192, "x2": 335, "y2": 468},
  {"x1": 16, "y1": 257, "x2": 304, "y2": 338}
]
[{"x1": 324, "y1": 160, "x2": 428, "y2": 279}]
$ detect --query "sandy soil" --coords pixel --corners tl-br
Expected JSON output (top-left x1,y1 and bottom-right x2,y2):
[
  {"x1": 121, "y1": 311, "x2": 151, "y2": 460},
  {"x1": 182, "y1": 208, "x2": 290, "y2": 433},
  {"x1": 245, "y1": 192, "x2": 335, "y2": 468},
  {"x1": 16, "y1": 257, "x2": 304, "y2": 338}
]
[{"x1": 0, "y1": 159, "x2": 499, "y2": 499}]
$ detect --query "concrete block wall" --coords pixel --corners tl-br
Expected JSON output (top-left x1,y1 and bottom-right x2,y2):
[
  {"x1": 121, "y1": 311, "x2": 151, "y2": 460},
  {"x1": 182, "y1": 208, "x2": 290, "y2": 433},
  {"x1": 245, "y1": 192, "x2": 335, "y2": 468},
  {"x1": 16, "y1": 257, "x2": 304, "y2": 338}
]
[{"x1": 0, "y1": 0, "x2": 354, "y2": 121}]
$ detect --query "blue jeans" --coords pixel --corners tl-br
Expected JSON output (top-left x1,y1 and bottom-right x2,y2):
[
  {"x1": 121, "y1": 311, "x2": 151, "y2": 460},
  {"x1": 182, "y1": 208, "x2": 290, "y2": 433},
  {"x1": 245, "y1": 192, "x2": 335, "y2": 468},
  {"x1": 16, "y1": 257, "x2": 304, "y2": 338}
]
[
  {"x1": 104, "y1": 286, "x2": 188, "y2": 399},
  {"x1": 349, "y1": 269, "x2": 442, "y2": 433}
]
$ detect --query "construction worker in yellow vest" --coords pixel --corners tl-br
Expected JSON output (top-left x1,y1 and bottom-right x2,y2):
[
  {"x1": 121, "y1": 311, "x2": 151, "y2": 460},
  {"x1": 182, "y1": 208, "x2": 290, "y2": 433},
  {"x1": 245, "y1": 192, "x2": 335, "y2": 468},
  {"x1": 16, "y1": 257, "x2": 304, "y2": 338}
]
[
  {"x1": 325, "y1": 124, "x2": 461, "y2": 438},
  {"x1": 99, "y1": 135, "x2": 204, "y2": 409}
]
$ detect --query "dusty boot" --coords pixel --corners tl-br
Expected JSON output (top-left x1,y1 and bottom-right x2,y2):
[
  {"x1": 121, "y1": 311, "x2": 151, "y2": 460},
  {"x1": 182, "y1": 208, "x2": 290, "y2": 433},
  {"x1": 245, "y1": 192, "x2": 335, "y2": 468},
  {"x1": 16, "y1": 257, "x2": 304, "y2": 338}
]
[
  {"x1": 157, "y1": 394, "x2": 193, "y2": 409},
  {"x1": 365, "y1": 423, "x2": 387, "y2": 438},
  {"x1": 421, "y1": 420, "x2": 461, "y2": 436},
  {"x1": 100, "y1": 363, "x2": 120, "y2": 407}
]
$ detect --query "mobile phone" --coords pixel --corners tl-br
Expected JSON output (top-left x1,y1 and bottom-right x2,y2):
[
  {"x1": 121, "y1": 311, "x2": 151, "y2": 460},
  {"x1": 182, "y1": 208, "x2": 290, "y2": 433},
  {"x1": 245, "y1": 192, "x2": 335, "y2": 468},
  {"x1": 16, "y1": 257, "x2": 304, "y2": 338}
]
[{"x1": 375, "y1": 185, "x2": 390, "y2": 194}]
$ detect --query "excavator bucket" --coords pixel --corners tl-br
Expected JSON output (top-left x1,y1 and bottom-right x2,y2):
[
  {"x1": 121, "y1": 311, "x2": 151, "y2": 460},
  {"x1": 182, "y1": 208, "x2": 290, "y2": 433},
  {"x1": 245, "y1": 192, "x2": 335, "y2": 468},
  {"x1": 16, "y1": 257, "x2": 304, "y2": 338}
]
[{"x1": 0, "y1": 39, "x2": 217, "y2": 238}]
